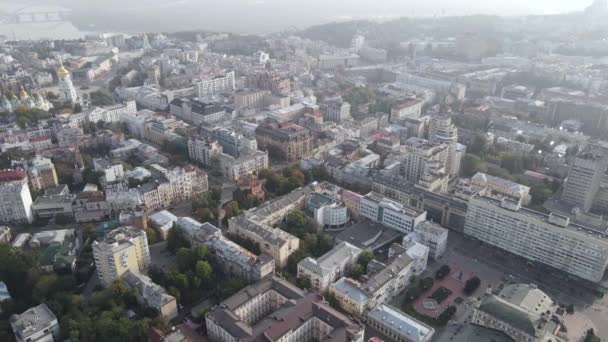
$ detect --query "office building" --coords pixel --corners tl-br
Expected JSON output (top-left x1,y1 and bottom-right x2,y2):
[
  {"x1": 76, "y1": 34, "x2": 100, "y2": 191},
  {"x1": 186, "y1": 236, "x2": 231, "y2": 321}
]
[
  {"x1": 213, "y1": 127, "x2": 257, "y2": 157},
  {"x1": 10, "y1": 304, "x2": 60, "y2": 342},
  {"x1": 255, "y1": 122, "x2": 313, "y2": 162},
  {"x1": 464, "y1": 196, "x2": 608, "y2": 282},
  {"x1": 0, "y1": 170, "x2": 33, "y2": 224},
  {"x1": 206, "y1": 276, "x2": 364, "y2": 342},
  {"x1": 92, "y1": 226, "x2": 151, "y2": 286},
  {"x1": 404, "y1": 221, "x2": 448, "y2": 259},
  {"x1": 148, "y1": 210, "x2": 178, "y2": 240},
  {"x1": 400, "y1": 137, "x2": 451, "y2": 192},
  {"x1": 390, "y1": 98, "x2": 423, "y2": 121},
  {"x1": 561, "y1": 144, "x2": 608, "y2": 212},
  {"x1": 360, "y1": 192, "x2": 427, "y2": 234},
  {"x1": 170, "y1": 98, "x2": 231, "y2": 125},
  {"x1": 297, "y1": 241, "x2": 362, "y2": 292},
  {"x1": 31, "y1": 185, "x2": 74, "y2": 219}
]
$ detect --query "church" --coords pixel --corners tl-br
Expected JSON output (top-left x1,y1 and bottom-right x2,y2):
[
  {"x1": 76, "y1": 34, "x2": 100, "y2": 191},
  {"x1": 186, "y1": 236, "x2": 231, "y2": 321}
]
[{"x1": 0, "y1": 87, "x2": 53, "y2": 113}]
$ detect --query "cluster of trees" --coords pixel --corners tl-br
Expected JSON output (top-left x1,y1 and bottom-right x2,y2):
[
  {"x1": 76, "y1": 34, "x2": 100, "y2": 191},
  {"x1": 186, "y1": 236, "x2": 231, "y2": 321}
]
[
  {"x1": 0, "y1": 244, "x2": 165, "y2": 341},
  {"x1": 343, "y1": 86, "x2": 375, "y2": 108},
  {"x1": 191, "y1": 186, "x2": 223, "y2": 225},
  {"x1": 158, "y1": 228, "x2": 246, "y2": 303},
  {"x1": 584, "y1": 329, "x2": 601, "y2": 342},
  {"x1": 281, "y1": 210, "x2": 319, "y2": 239},
  {"x1": 463, "y1": 276, "x2": 481, "y2": 296},
  {"x1": 404, "y1": 277, "x2": 434, "y2": 304},
  {"x1": 89, "y1": 91, "x2": 114, "y2": 107},
  {"x1": 430, "y1": 287, "x2": 452, "y2": 304},
  {"x1": 223, "y1": 201, "x2": 242, "y2": 224},
  {"x1": 287, "y1": 233, "x2": 334, "y2": 276},
  {"x1": 435, "y1": 265, "x2": 451, "y2": 280},
  {"x1": 15, "y1": 107, "x2": 50, "y2": 128},
  {"x1": 259, "y1": 165, "x2": 330, "y2": 196},
  {"x1": 225, "y1": 233, "x2": 261, "y2": 255},
  {"x1": 347, "y1": 250, "x2": 374, "y2": 280},
  {"x1": 161, "y1": 140, "x2": 189, "y2": 166}
]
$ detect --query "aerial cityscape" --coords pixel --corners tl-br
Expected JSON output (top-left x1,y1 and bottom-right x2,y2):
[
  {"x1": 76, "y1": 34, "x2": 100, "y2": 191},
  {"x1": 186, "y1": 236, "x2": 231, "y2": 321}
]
[{"x1": 1, "y1": 1, "x2": 608, "y2": 341}]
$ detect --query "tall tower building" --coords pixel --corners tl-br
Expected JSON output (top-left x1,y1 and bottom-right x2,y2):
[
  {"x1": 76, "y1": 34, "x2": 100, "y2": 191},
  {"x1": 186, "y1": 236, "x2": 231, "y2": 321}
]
[
  {"x1": 562, "y1": 144, "x2": 608, "y2": 212},
  {"x1": 351, "y1": 35, "x2": 365, "y2": 53},
  {"x1": 57, "y1": 64, "x2": 78, "y2": 104},
  {"x1": 429, "y1": 115, "x2": 460, "y2": 177}
]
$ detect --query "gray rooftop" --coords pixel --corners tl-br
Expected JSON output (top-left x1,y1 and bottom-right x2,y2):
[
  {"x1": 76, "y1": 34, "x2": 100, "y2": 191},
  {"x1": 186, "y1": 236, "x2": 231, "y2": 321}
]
[{"x1": 367, "y1": 304, "x2": 434, "y2": 342}]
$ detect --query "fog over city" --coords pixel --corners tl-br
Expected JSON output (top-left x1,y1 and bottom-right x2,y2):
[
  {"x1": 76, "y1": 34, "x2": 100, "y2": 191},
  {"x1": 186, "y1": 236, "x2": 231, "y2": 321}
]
[{"x1": 0, "y1": 0, "x2": 589, "y2": 33}]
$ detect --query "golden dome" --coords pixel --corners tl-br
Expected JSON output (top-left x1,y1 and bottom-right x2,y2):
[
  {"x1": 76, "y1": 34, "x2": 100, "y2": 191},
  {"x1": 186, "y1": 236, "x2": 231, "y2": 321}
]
[
  {"x1": 19, "y1": 86, "x2": 29, "y2": 99},
  {"x1": 57, "y1": 65, "x2": 70, "y2": 77}
]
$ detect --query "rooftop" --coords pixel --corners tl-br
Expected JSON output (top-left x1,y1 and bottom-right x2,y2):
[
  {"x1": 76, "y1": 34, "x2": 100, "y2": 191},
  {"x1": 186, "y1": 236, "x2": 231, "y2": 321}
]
[
  {"x1": 10, "y1": 304, "x2": 57, "y2": 340},
  {"x1": 367, "y1": 304, "x2": 434, "y2": 342},
  {"x1": 298, "y1": 242, "x2": 362, "y2": 277}
]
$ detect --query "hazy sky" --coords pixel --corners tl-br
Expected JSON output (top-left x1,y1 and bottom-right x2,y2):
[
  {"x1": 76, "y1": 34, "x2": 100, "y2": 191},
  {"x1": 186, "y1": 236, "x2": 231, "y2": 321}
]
[{"x1": 0, "y1": 0, "x2": 593, "y2": 33}]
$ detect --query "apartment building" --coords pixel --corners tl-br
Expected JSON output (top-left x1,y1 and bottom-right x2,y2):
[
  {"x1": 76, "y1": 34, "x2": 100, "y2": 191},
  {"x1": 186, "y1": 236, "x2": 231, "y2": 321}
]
[
  {"x1": 297, "y1": 241, "x2": 362, "y2": 292},
  {"x1": 218, "y1": 149, "x2": 269, "y2": 181},
  {"x1": 400, "y1": 137, "x2": 451, "y2": 192},
  {"x1": 360, "y1": 192, "x2": 427, "y2": 234},
  {"x1": 196, "y1": 71, "x2": 235, "y2": 97},
  {"x1": 0, "y1": 170, "x2": 33, "y2": 224},
  {"x1": 464, "y1": 196, "x2": 608, "y2": 282},
  {"x1": 188, "y1": 135, "x2": 223, "y2": 166},
  {"x1": 320, "y1": 100, "x2": 351, "y2": 124},
  {"x1": 122, "y1": 270, "x2": 178, "y2": 320},
  {"x1": 10, "y1": 304, "x2": 60, "y2": 342},
  {"x1": 206, "y1": 276, "x2": 364, "y2": 342},
  {"x1": 184, "y1": 219, "x2": 275, "y2": 282},
  {"x1": 92, "y1": 226, "x2": 151, "y2": 286},
  {"x1": 255, "y1": 122, "x2": 313, "y2": 162},
  {"x1": 24, "y1": 156, "x2": 58, "y2": 191},
  {"x1": 227, "y1": 186, "x2": 314, "y2": 267},
  {"x1": 390, "y1": 98, "x2": 423, "y2": 121}
]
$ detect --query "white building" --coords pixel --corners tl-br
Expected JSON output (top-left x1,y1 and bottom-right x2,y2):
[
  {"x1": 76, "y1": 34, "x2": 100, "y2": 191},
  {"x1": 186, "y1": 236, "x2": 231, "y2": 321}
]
[
  {"x1": 360, "y1": 192, "x2": 427, "y2": 234},
  {"x1": 404, "y1": 221, "x2": 448, "y2": 260},
  {"x1": 465, "y1": 196, "x2": 608, "y2": 283},
  {"x1": 57, "y1": 64, "x2": 78, "y2": 104},
  {"x1": 297, "y1": 241, "x2": 362, "y2": 292},
  {"x1": 148, "y1": 210, "x2": 178, "y2": 240},
  {"x1": 122, "y1": 270, "x2": 178, "y2": 320},
  {"x1": 196, "y1": 71, "x2": 235, "y2": 97},
  {"x1": 0, "y1": 171, "x2": 33, "y2": 224},
  {"x1": 10, "y1": 304, "x2": 60, "y2": 342},
  {"x1": 365, "y1": 304, "x2": 435, "y2": 342},
  {"x1": 218, "y1": 149, "x2": 269, "y2": 181},
  {"x1": 93, "y1": 158, "x2": 124, "y2": 183}
]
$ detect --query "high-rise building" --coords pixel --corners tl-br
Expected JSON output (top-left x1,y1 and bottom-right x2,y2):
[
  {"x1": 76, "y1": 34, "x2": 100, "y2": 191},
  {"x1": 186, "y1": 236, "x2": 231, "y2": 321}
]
[
  {"x1": 0, "y1": 170, "x2": 33, "y2": 224},
  {"x1": 92, "y1": 226, "x2": 151, "y2": 287},
  {"x1": 187, "y1": 135, "x2": 223, "y2": 166},
  {"x1": 399, "y1": 137, "x2": 450, "y2": 192},
  {"x1": 57, "y1": 64, "x2": 78, "y2": 104},
  {"x1": 429, "y1": 114, "x2": 461, "y2": 176},
  {"x1": 351, "y1": 34, "x2": 365, "y2": 53},
  {"x1": 464, "y1": 196, "x2": 608, "y2": 283},
  {"x1": 561, "y1": 144, "x2": 608, "y2": 212}
]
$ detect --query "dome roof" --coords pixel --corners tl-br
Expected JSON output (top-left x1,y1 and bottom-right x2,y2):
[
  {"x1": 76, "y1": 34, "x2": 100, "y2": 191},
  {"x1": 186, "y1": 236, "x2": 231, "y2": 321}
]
[{"x1": 57, "y1": 65, "x2": 70, "y2": 77}]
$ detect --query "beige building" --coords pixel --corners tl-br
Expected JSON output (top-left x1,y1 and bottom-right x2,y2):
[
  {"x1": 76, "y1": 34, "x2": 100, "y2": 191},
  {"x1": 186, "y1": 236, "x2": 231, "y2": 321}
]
[
  {"x1": 472, "y1": 172, "x2": 531, "y2": 205},
  {"x1": 206, "y1": 276, "x2": 364, "y2": 342},
  {"x1": 92, "y1": 226, "x2": 151, "y2": 287},
  {"x1": 227, "y1": 186, "x2": 314, "y2": 267},
  {"x1": 25, "y1": 156, "x2": 58, "y2": 191}
]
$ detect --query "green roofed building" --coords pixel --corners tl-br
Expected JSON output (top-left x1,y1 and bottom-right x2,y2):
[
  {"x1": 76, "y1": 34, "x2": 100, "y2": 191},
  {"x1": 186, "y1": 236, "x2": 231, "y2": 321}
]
[{"x1": 471, "y1": 284, "x2": 566, "y2": 342}]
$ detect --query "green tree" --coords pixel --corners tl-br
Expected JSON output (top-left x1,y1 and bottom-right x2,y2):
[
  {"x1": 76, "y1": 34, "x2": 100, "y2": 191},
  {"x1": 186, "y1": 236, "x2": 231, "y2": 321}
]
[
  {"x1": 463, "y1": 276, "x2": 481, "y2": 295},
  {"x1": 461, "y1": 154, "x2": 487, "y2": 177},
  {"x1": 357, "y1": 250, "x2": 374, "y2": 271},
  {"x1": 166, "y1": 225, "x2": 189, "y2": 254},
  {"x1": 195, "y1": 260, "x2": 213, "y2": 281}
]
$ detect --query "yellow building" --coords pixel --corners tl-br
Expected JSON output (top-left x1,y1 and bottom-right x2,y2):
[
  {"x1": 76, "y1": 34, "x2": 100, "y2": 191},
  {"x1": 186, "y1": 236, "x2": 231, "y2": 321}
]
[{"x1": 92, "y1": 226, "x2": 150, "y2": 287}]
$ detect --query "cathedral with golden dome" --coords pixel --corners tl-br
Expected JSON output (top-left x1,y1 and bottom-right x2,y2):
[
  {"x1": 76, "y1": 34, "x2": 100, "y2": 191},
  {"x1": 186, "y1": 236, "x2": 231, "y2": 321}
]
[
  {"x1": 57, "y1": 63, "x2": 78, "y2": 104},
  {"x1": 0, "y1": 86, "x2": 53, "y2": 113}
]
